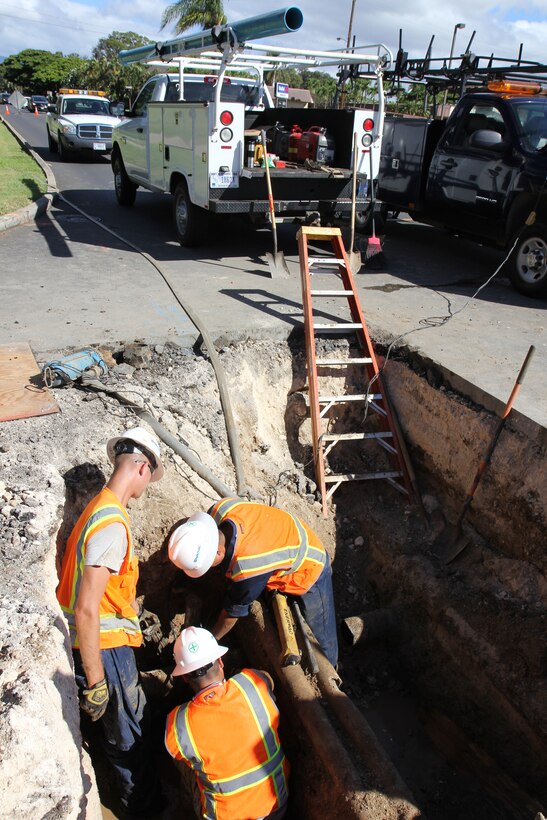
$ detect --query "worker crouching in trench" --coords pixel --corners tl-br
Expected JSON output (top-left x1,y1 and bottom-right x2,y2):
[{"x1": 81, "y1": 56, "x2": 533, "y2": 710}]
[
  {"x1": 168, "y1": 497, "x2": 338, "y2": 669},
  {"x1": 165, "y1": 626, "x2": 290, "y2": 819}
]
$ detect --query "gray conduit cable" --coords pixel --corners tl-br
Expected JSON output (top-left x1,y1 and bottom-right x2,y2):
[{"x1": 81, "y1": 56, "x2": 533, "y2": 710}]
[
  {"x1": 56, "y1": 191, "x2": 247, "y2": 497},
  {"x1": 84, "y1": 380, "x2": 235, "y2": 498}
]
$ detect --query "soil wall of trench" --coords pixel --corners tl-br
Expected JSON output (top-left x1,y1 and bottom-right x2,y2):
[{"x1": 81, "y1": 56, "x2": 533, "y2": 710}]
[{"x1": 0, "y1": 337, "x2": 544, "y2": 819}]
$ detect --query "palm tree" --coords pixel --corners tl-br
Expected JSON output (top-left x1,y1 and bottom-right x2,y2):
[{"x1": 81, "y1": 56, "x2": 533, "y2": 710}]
[{"x1": 161, "y1": 0, "x2": 226, "y2": 33}]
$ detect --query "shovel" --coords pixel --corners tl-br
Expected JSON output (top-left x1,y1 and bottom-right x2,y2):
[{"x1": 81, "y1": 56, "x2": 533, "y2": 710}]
[
  {"x1": 434, "y1": 345, "x2": 535, "y2": 564},
  {"x1": 261, "y1": 130, "x2": 290, "y2": 279},
  {"x1": 347, "y1": 132, "x2": 362, "y2": 275}
]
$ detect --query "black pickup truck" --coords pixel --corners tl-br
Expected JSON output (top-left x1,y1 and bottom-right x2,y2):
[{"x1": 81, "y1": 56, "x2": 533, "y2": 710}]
[{"x1": 377, "y1": 89, "x2": 547, "y2": 297}]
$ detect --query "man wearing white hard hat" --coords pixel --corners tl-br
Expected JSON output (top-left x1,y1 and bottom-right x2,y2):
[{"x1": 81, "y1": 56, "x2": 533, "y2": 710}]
[
  {"x1": 165, "y1": 626, "x2": 290, "y2": 820},
  {"x1": 168, "y1": 498, "x2": 338, "y2": 668},
  {"x1": 57, "y1": 426, "x2": 164, "y2": 817}
]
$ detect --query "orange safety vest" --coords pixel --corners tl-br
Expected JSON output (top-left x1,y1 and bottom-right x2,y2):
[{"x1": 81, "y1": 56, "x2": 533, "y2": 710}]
[
  {"x1": 210, "y1": 498, "x2": 326, "y2": 595},
  {"x1": 165, "y1": 669, "x2": 289, "y2": 820},
  {"x1": 56, "y1": 487, "x2": 142, "y2": 650}
]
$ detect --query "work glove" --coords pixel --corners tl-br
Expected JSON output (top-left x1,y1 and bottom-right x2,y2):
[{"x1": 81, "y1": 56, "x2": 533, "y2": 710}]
[
  {"x1": 79, "y1": 678, "x2": 109, "y2": 721},
  {"x1": 139, "y1": 607, "x2": 164, "y2": 645}
]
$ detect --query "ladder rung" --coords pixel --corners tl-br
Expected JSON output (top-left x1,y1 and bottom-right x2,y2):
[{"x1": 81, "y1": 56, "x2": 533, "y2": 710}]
[
  {"x1": 310, "y1": 290, "x2": 354, "y2": 297},
  {"x1": 318, "y1": 394, "x2": 382, "y2": 403},
  {"x1": 324, "y1": 470, "x2": 403, "y2": 483},
  {"x1": 308, "y1": 257, "x2": 346, "y2": 266},
  {"x1": 314, "y1": 323, "x2": 363, "y2": 332},
  {"x1": 316, "y1": 358, "x2": 372, "y2": 365},
  {"x1": 322, "y1": 432, "x2": 393, "y2": 442}
]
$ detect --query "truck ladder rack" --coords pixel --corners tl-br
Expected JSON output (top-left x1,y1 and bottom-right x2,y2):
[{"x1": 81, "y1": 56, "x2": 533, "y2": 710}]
[{"x1": 297, "y1": 226, "x2": 413, "y2": 517}]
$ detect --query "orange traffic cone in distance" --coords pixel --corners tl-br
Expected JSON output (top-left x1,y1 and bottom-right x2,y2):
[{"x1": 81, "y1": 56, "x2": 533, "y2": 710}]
[
  {"x1": 33, "y1": 106, "x2": 39, "y2": 116},
  {"x1": 5, "y1": 104, "x2": 10, "y2": 115}
]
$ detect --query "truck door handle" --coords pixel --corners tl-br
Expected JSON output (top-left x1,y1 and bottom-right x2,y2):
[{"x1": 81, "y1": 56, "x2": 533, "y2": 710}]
[
  {"x1": 440, "y1": 158, "x2": 457, "y2": 169},
  {"x1": 137, "y1": 127, "x2": 144, "y2": 133}
]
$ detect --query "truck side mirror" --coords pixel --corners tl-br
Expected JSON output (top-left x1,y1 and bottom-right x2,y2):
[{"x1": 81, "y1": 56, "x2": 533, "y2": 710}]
[
  {"x1": 47, "y1": 104, "x2": 56, "y2": 113},
  {"x1": 468, "y1": 129, "x2": 505, "y2": 152},
  {"x1": 110, "y1": 102, "x2": 125, "y2": 117}
]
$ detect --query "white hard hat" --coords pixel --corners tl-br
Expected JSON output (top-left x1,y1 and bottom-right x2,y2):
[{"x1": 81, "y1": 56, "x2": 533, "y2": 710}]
[
  {"x1": 107, "y1": 426, "x2": 164, "y2": 482},
  {"x1": 168, "y1": 512, "x2": 219, "y2": 577},
  {"x1": 172, "y1": 626, "x2": 228, "y2": 676}
]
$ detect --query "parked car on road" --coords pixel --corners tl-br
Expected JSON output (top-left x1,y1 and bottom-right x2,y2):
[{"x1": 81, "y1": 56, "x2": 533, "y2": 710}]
[{"x1": 28, "y1": 95, "x2": 49, "y2": 113}]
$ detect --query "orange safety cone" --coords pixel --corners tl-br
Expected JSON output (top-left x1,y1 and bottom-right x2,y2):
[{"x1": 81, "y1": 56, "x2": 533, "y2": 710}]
[
  {"x1": 33, "y1": 106, "x2": 39, "y2": 117},
  {"x1": 4, "y1": 104, "x2": 10, "y2": 115}
]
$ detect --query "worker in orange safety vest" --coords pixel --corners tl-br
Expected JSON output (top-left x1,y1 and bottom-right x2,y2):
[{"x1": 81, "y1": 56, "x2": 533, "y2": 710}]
[
  {"x1": 165, "y1": 626, "x2": 290, "y2": 820},
  {"x1": 57, "y1": 426, "x2": 165, "y2": 818},
  {"x1": 168, "y1": 498, "x2": 338, "y2": 667}
]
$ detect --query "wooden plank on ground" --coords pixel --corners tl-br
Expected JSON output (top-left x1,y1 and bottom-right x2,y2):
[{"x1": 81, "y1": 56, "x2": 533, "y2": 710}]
[{"x1": 0, "y1": 342, "x2": 60, "y2": 422}]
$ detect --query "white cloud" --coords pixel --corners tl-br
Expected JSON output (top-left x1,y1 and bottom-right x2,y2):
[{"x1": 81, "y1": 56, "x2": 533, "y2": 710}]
[{"x1": 1, "y1": 0, "x2": 545, "y2": 68}]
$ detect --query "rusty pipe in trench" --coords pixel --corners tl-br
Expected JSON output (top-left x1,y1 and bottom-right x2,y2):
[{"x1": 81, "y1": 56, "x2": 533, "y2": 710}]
[{"x1": 240, "y1": 601, "x2": 421, "y2": 820}]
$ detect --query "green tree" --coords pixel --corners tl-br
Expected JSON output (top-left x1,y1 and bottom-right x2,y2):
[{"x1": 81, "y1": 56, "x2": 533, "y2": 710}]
[
  {"x1": 66, "y1": 32, "x2": 155, "y2": 103},
  {"x1": 2, "y1": 50, "x2": 87, "y2": 94},
  {"x1": 161, "y1": 0, "x2": 226, "y2": 34}
]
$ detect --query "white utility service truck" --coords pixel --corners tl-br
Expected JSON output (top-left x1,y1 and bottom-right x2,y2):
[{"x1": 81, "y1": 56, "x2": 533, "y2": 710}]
[{"x1": 111, "y1": 6, "x2": 391, "y2": 245}]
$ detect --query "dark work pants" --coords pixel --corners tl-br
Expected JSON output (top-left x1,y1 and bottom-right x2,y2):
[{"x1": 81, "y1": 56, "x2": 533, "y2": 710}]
[
  {"x1": 297, "y1": 554, "x2": 339, "y2": 668},
  {"x1": 73, "y1": 645, "x2": 157, "y2": 816}
]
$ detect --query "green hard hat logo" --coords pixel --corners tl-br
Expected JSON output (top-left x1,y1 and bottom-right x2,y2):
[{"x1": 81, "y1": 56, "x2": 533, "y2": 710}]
[{"x1": 188, "y1": 642, "x2": 199, "y2": 653}]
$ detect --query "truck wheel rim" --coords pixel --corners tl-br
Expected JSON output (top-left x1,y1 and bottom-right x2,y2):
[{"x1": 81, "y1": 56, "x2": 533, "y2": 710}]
[
  {"x1": 114, "y1": 166, "x2": 123, "y2": 196},
  {"x1": 176, "y1": 198, "x2": 188, "y2": 235},
  {"x1": 517, "y1": 237, "x2": 547, "y2": 284}
]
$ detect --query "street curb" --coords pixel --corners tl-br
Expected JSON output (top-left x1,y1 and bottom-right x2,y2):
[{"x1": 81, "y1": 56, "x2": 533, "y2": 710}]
[{"x1": 0, "y1": 113, "x2": 58, "y2": 233}]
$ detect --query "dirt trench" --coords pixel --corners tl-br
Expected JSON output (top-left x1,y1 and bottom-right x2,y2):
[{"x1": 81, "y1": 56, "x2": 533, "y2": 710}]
[{"x1": 0, "y1": 337, "x2": 545, "y2": 820}]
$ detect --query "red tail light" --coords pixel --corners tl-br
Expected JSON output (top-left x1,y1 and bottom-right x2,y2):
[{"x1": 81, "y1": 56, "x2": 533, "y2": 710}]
[
  {"x1": 220, "y1": 110, "x2": 233, "y2": 126},
  {"x1": 363, "y1": 118, "x2": 374, "y2": 131}
]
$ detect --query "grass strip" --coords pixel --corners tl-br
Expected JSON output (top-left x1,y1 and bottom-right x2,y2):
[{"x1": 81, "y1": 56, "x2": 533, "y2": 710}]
[{"x1": 0, "y1": 121, "x2": 47, "y2": 215}]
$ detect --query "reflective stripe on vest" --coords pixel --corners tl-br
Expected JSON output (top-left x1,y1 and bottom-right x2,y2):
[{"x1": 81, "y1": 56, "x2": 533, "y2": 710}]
[
  {"x1": 211, "y1": 498, "x2": 324, "y2": 581},
  {"x1": 172, "y1": 672, "x2": 288, "y2": 814},
  {"x1": 58, "y1": 498, "x2": 140, "y2": 643}
]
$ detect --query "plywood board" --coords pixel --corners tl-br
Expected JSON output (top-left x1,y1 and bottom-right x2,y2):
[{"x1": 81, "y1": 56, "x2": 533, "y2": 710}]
[{"x1": 0, "y1": 342, "x2": 60, "y2": 422}]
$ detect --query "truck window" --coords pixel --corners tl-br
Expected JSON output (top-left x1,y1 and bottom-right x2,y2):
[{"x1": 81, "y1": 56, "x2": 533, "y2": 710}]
[
  {"x1": 165, "y1": 77, "x2": 262, "y2": 106},
  {"x1": 133, "y1": 79, "x2": 158, "y2": 116},
  {"x1": 512, "y1": 101, "x2": 547, "y2": 152},
  {"x1": 450, "y1": 104, "x2": 507, "y2": 149}
]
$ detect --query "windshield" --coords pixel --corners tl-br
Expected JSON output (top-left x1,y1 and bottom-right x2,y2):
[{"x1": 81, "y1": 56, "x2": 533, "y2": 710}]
[
  {"x1": 61, "y1": 98, "x2": 111, "y2": 116},
  {"x1": 511, "y1": 99, "x2": 547, "y2": 152},
  {"x1": 32, "y1": 96, "x2": 48, "y2": 103}
]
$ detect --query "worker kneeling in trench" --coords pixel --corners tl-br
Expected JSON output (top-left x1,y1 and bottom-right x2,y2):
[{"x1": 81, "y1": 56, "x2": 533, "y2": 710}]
[
  {"x1": 165, "y1": 626, "x2": 290, "y2": 819},
  {"x1": 168, "y1": 498, "x2": 338, "y2": 668}
]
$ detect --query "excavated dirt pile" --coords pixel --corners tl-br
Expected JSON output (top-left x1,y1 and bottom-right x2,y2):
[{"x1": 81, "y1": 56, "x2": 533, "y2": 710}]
[{"x1": 0, "y1": 337, "x2": 545, "y2": 820}]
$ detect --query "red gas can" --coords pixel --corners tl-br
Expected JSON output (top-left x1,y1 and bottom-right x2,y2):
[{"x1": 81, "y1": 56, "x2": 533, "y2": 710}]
[
  {"x1": 287, "y1": 124, "x2": 303, "y2": 162},
  {"x1": 297, "y1": 126, "x2": 335, "y2": 164}
]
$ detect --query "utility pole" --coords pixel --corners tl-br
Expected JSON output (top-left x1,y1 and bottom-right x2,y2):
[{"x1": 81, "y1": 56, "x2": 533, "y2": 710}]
[{"x1": 338, "y1": 0, "x2": 357, "y2": 109}]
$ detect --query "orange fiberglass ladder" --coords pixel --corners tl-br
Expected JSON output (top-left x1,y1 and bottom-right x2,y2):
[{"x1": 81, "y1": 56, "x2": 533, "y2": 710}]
[{"x1": 297, "y1": 226, "x2": 412, "y2": 517}]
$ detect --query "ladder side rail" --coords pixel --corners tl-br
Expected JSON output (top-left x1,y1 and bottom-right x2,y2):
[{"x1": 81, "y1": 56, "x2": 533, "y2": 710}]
[{"x1": 297, "y1": 228, "x2": 328, "y2": 515}]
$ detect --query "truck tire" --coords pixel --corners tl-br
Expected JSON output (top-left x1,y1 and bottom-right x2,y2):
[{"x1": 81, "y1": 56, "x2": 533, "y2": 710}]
[
  {"x1": 113, "y1": 155, "x2": 137, "y2": 207},
  {"x1": 509, "y1": 224, "x2": 547, "y2": 298},
  {"x1": 58, "y1": 135, "x2": 70, "y2": 163},
  {"x1": 47, "y1": 127, "x2": 57, "y2": 153},
  {"x1": 173, "y1": 181, "x2": 209, "y2": 247}
]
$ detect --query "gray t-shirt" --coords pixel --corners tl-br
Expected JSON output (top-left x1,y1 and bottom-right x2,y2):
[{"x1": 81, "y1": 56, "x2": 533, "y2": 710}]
[{"x1": 84, "y1": 522, "x2": 127, "y2": 573}]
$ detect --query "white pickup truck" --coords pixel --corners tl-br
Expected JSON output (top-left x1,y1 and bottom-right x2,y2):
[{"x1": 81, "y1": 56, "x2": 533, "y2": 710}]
[{"x1": 46, "y1": 90, "x2": 123, "y2": 161}]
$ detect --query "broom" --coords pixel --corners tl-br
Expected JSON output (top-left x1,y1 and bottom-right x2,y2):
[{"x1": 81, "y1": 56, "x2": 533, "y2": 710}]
[{"x1": 365, "y1": 144, "x2": 385, "y2": 267}]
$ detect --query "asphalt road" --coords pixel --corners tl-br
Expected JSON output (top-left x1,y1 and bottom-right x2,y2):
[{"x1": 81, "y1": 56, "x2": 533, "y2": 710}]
[{"x1": 3, "y1": 107, "x2": 546, "y2": 433}]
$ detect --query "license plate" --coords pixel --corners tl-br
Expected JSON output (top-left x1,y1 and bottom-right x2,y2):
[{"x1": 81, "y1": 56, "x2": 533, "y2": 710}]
[
  {"x1": 210, "y1": 173, "x2": 238, "y2": 189},
  {"x1": 93, "y1": 142, "x2": 106, "y2": 151}
]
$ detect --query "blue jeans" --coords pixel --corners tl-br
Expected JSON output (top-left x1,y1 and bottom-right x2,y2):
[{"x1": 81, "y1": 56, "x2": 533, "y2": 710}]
[
  {"x1": 296, "y1": 555, "x2": 338, "y2": 668},
  {"x1": 73, "y1": 645, "x2": 157, "y2": 815}
]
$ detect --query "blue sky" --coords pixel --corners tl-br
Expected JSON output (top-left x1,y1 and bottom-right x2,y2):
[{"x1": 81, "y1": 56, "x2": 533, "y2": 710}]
[{"x1": 1, "y1": 0, "x2": 545, "y2": 69}]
